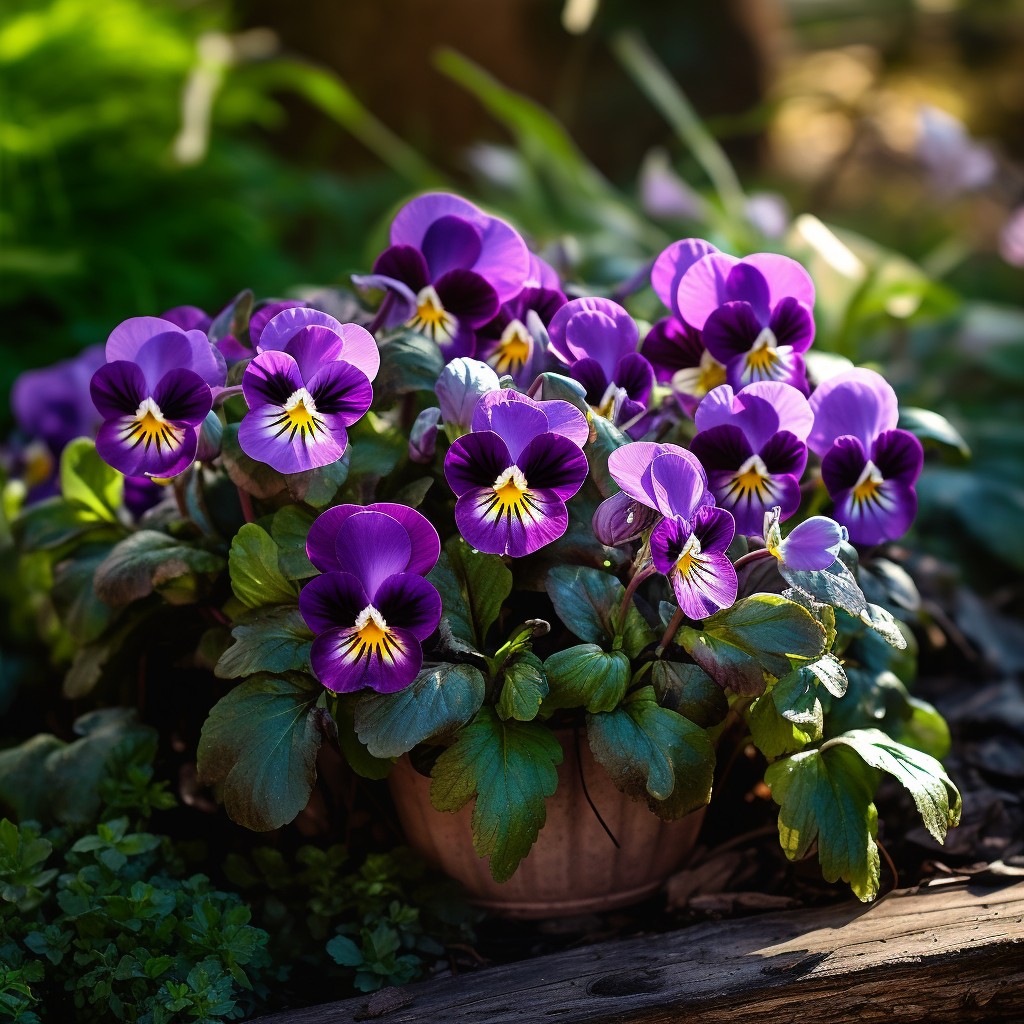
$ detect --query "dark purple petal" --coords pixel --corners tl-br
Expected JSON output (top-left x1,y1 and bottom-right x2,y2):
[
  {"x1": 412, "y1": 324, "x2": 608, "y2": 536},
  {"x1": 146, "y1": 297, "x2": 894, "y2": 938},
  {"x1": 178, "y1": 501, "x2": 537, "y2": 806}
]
[
  {"x1": 368, "y1": 503, "x2": 441, "y2": 576},
  {"x1": 372, "y1": 244, "x2": 431, "y2": 293},
  {"x1": 808, "y1": 368, "x2": 899, "y2": 457},
  {"x1": 14, "y1": 346, "x2": 105, "y2": 451},
  {"x1": 242, "y1": 351, "x2": 304, "y2": 409},
  {"x1": 742, "y1": 252, "x2": 815, "y2": 311},
  {"x1": 249, "y1": 300, "x2": 307, "y2": 347},
  {"x1": 444, "y1": 431, "x2": 513, "y2": 497},
  {"x1": 759, "y1": 429, "x2": 808, "y2": 477},
  {"x1": 692, "y1": 505, "x2": 736, "y2": 555},
  {"x1": 161, "y1": 306, "x2": 211, "y2": 332},
  {"x1": 650, "y1": 451, "x2": 713, "y2": 519},
  {"x1": 517, "y1": 433, "x2": 589, "y2": 501},
  {"x1": 641, "y1": 317, "x2": 704, "y2": 383},
  {"x1": 421, "y1": 214, "x2": 483, "y2": 278},
  {"x1": 675, "y1": 252, "x2": 740, "y2": 329},
  {"x1": 307, "y1": 360, "x2": 373, "y2": 427},
  {"x1": 152, "y1": 368, "x2": 213, "y2": 426},
  {"x1": 768, "y1": 297, "x2": 815, "y2": 353},
  {"x1": 238, "y1": 404, "x2": 348, "y2": 474},
  {"x1": 434, "y1": 269, "x2": 500, "y2": 327},
  {"x1": 724, "y1": 262, "x2": 771, "y2": 321},
  {"x1": 592, "y1": 490, "x2": 662, "y2": 546},
  {"x1": 470, "y1": 391, "x2": 547, "y2": 462},
  {"x1": 283, "y1": 326, "x2": 346, "y2": 381},
  {"x1": 455, "y1": 484, "x2": 568, "y2": 557},
  {"x1": 308, "y1": 503, "x2": 431, "y2": 576},
  {"x1": 821, "y1": 436, "x2": 869, "y2": 495},
  {"x1": 332, "y1": 510, "x2": 413, "y2": 596},
  {"x1": 709, "y1": 465, "x2": 800, "y2": 537},
  {"x1": 299, "y1": 571, "x2": 370, "y2": 634},
  {"x1": 701, "y1": 302, "x2": 762, "y2": 363},
  {"x1": 569, "y1": 358, "x2": 609, "y2": 405},
  {"x1": 690, "y1": 424, "x2": 754, "y2": 472},
  {"x1": 871, "y1": 429, "x2": 924, "y2": 485},
  {"x1": 776, "y1": 517, "x2": 846, "y2": 570},
  {"x1": 613, "y1": 353, "x2": 655, "y2": 404},
  {"x1": 374, "y1": 572, "x2": 442, "y2": 641},
  {"x1": 650, "y1": 239, "x2": 719, "y2": 312},
  {"x1": 95, "y1": 416, "x2": 198, "y2": 479},
  {"x1": 311, "y1": 624, "x2": 423, "y2": 694},
  {"x1": 91, "y1": 361, "x2": 147, "y2": 419},
  {"x1": 650, "y1": 515, "x2": 692, "y2": 576},
  {"x1": 564, "y1": 309, "x2": 639, "y2": 379}
]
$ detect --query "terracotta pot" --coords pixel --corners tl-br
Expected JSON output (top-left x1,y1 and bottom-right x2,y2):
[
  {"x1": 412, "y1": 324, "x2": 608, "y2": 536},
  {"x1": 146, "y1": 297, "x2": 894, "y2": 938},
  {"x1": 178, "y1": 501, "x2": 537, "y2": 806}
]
[{"x1": 389, "y1": 731, "x2": 706, "y2": 919}]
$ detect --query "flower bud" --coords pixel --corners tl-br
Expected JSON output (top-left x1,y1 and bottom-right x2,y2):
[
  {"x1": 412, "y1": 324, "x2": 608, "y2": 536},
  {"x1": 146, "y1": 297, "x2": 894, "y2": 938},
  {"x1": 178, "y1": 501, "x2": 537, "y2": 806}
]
[
  {"x1": 195, "y1": 410, "x2": 224, "y2": 462},
  {"x1": 409, "y1": 407, "x2": 442, "y2": 464},
  {"x1": 435, "y1": 358, "x2": 500, "y2": 440},
  {"x1": 593, "y1": 490, "x2": 660, "y2": 547}
]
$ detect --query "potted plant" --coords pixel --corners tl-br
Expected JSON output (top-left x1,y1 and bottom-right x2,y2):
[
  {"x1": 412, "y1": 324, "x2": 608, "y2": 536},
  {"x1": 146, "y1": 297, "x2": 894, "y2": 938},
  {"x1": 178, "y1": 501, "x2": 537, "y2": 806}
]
[{"x1": 11, "y1": 192, "x2": 960, "y2": 921}]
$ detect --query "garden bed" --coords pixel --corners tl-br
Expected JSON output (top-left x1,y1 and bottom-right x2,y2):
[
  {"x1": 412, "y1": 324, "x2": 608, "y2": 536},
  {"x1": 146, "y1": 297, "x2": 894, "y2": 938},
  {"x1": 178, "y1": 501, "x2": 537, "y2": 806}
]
[{"x1": 254, "y1": 876, "x2": 1024, "y2": 1024}]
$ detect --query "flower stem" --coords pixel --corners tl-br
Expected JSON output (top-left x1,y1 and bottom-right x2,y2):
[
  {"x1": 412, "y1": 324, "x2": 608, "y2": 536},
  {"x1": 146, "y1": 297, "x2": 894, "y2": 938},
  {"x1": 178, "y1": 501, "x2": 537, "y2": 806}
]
[
  {"x1": 656, "y1": 607, "x2": 686, "y2": 656},
  {"x1": 237, "y1": 485, "x2": 256, "y2": 524},
  {"x1": 733, "y1": 548, "x2": 775, "y2": 572},
  {"x1": 615, "y1": 563, "x2": 655, "y2": 632}
]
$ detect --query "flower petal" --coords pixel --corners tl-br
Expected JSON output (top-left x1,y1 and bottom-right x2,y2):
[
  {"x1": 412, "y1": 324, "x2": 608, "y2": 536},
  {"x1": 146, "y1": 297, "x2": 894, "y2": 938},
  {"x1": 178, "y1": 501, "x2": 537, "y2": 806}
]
[
  {"x1": 607, "y1": 441, "x2": 696, "y2": 509},
  {"x1": 820, "y1": 435, "x2": 869, "y2": 494},
  {"x1": 833, "y1": 479, "x2": 917, "y2": 546},
  {"x1": 768, "y1": 297, "x2": 815, "y2": 352},
  {"x1": 613, "y1": 352, "x2": 655, "y2": 404},
  {"x1": 592, "y1": 490, "x2": 662, "y2": 546},
  {"x1": 742, "y1": 252, "x2": 816, "y2": 311},
  {"x1": 421, "y1": 214, "x2": 483, "y2": 278},
  {"x1": 692, "y1": 505, "x2": 736, "y2": 554},
  {"x1": 311, "y1": 624, "x2": 422, "y2": 694},
  {"x1": 470, "y1": 391, "x2": 547, "y2": 462},
  {"x1": 258, "y1": 306, "x2": 346, "y2": 356},
  {"x1": 374, "y1": 572, "x2": 443, "y2": 641},
  {"x1": 434, "y1": 269, "x2": 500, "y2": 327},
  {"x1": 701, "y1": 302, "x2": 763, "y2": 363},
  {"x1": 539, "y1": 399, "x2": 589, "y2": 448},
  {"x1": 334, "y1": 510, "x2": 413, "y2": 596},
  {"x1": 808, "y1": 368, "x2": 899, "y2": 456},
  {"x1": 455, "y1": 484, "x2": 568, "y2": 557},
  {"x1": 95, "y1": 417, "x2": 197, "y2": 478},
  {"x1": 650, "y1": 451, "x2": 712, "y2": 519},
  {"x1": 307, "y1": 360, "x2": 373, "y2": 427},
  {"x1": 242, "y1": 351, "x2": 304, "y2": 408},
  {"x1": 91, "y1": 360, "x2": 147, "y2": 419},
  {"x1": 777, "y1": 517, "x2": 846, "y2": 570},
  {"x1": 299, "y1": 571, "x2": 370, "y2": 634},
  {"x1": 444, "y1": 430, "x2": 513, "y2": 497},
  {"x1": 675, "y1": 252, "x2": 741, "y2": 329},
  {"x1": 517, "y1": 433, "x2": 589, "y2": 501},
  {"x1": 671, "y1": 550, "x2": 738, "y2": 620},
  {"x1": 871, "y1": 429, "x2": 924, "y2": 485},
  {"x1": 548, "y1": 297, "x2": 637, "y2": 366},
  {"x1": 759, "y1": 429, "x2": 808, "y2": 477},
  {"x1": 249, "y1": 300, "x2": 306, "y2": 347},
  {"x1": 724, "y1": 262, "x2": 771, "y2": 322},
  {"x1": 372, "y1": 244, "x2": 430, "y2": 293},
  {"x1": 641, "y1": 317, "x2": 705, "y2": 383},
  {"x1": 238, "y1": 403, "x2": 348, "y2": 474},
  {"x1": 337, "y1": 323, "x2": 380, "y2": 383},
  {"x1": 651, "y1": 239, "x2": 719, "y2": 312}
]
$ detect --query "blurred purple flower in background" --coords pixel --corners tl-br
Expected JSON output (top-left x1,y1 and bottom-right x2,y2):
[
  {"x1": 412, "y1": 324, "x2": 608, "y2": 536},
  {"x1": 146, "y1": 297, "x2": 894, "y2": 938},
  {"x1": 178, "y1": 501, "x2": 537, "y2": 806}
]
[{"x1": 916, "y1": 105, "x2": 996, "y2": 199}]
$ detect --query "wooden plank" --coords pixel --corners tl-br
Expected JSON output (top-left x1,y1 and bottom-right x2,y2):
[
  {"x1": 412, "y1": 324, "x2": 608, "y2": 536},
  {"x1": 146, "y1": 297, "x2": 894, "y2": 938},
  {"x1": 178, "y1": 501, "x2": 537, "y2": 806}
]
[{"x1": 254, "y1": 879, "x2": 1024, "y2": 1024}]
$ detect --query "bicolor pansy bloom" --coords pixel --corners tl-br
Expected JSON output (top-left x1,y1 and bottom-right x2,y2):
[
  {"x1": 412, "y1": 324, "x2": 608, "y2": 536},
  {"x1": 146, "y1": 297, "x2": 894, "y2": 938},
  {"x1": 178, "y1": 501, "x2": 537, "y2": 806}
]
[
  {"x1": 689, "y1": 382, "x2": 813, "y2": 536},
  {"x1": 547, "y1": 297, "x2": 653, "y2": 430},
  {"x1": 300, "y1": 503, "x2": 442, "y2": 693},
  {"x1": 476, "y1": 284, "x2": 565, "y2": 388},
  {"x1": 654, "y1": 239, "x2": 815, "y2": 392},
  {"x1": 89, "y1": 316, "x2": 225, "y2": 478},
  {"x1": 238, "y1": 307, "x2": 378, "y2": 474},
  {"x1": 360, "y1": 192, "x2": 530, "y2": 358},
  {"x1": 606, "y1": 442, "x2": 737, "y2": 620},
  {"x1": 640, "y1": 316, "x2": 726, "y2": 417},
  {"x1": 444, "y1": 390, "x2": 589, "y2": 557},
  {"x1": 808, "y1": 369, "x2": 923, "y2": 545},
  {"x1": 763, "y1": 506, "x2": 847, "y2": 572}
]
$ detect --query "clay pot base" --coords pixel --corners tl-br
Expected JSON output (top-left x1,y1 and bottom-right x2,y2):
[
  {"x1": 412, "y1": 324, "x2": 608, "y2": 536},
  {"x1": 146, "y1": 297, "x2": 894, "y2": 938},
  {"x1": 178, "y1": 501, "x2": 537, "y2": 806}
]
[{"x1": 389, "y1": 733, "x2": 706, "y2": 920}]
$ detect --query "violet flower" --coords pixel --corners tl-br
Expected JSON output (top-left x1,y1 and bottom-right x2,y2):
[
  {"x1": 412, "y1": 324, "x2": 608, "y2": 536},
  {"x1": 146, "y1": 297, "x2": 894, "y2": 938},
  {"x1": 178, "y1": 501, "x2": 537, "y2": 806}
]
[
  {"x1": 360, "y1": 193, "x2": 530, "y2": 359},
  {"x1": 763, "y1": 506, "x2": 847, "y2": 572},
  {"x1": 547, "y1": 297, "x2": 653, "y2": 429},
  {"x1": 239, "y1": 308, "x2": 378, "y2": 474},
  {"x1": 444, "y1": 390, "x2": 589, "y2": 557},
  {"x1": 163, "y1": 299, "x2": 307, "y2": 365},
  {"x1": 641, "y1": 317, "x2": 726, "y2": 417},
  {"x1": 605, "y1": 442, "x2": 737, "y2": 619},
  {"x1": 476, "y1": 285, "x2": 565, "y2": 388},
  {"x1": 90, "y1": 316, "x2": 225, "y2": 478},
  {"x1": 689, "y1": 382, "x2": 812, "y2": 536},
  {"x1": 653, "y1": 238, "x2": 815, "y2": 392},
  {"x1": 808, "y1": 369, "x2": 924, "y2": 545},
  {"x1": 300, "y1": 504, "x2": 442, "y2": 693}
]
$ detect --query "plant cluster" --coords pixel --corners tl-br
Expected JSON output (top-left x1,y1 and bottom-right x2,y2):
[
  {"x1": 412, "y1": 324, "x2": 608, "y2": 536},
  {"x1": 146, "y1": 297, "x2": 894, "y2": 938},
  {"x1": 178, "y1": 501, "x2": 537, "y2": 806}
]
[{"x1": 6, "y1": 190, "x2": 964, "y2": 909}]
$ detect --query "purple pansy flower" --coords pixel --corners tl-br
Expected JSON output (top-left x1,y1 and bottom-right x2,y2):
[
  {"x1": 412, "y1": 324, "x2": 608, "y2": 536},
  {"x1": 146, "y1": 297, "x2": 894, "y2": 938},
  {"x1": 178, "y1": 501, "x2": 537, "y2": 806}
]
[
  {"x1": 547, "y1": 297, "x2": 653, "y2": 430},
  {"x1": 654, "y1": 239, "x2": 815, "y2": 392},
  {"x1": 808, "y1": 369, "x2": 923, "y2": 545},
  {"x1": 90, "y1": 317, "x2": 225, "y2": 477},
  {"x1": 689, "y1": 382, "x2": 812, "y2": 536},
  {"x1": 763, "y1": 506, "x2": 847, "y2": 572},
  {"x1": 444, "y1": 390, "x2": 589, "y2": 557},
  {"x1": 163, "y1": 300, "x2": 308, "y2": 365},
  {"x1": 300, "y1": 504, "x2": 442, "y2": 694},
  {"x1": 238, "y1": 308, "x2": 378, "y2": 474},
  {"x1": 640, "y1": 317, "x2": 726, "y2": 417},
  {"x1": 606, "y1": 442, "x2": 737, "y2": 619},
  {"x1": 361, "y1": 193, "x2": 530, "y2": 358},
  {"x1": 476, "y1": 285, "x2": 565, "y2": 388}
]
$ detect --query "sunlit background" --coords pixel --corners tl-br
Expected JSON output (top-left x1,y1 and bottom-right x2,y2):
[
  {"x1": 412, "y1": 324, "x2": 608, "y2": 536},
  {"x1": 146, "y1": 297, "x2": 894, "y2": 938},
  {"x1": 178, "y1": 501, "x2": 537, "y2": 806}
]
[{"x1": 3, "y1": 0, "x2": 1024, "y2": 594}]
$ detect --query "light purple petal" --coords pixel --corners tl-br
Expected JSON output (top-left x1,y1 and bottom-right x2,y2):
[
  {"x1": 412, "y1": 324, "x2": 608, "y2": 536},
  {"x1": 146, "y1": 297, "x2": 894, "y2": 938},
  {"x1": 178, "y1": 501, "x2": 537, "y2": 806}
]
[
  {"x1": 151, "y1": 368, "x2": 213, "y2": 426},
  {"x1": 91, "y1": 361, "x2": 147, "y2": 419},
  {"x1": 777, "y1": 517, "x2": 846, "y2": 571},
  {"x1": 547, "y1": 297, "x2": 637, "y2": 365},
  {"x1": 374, "y1": 572, "x2": 443, "y2": 641},
  {"x1": 444, "y1": 431, "x2": 513, "y2": 497},
  {"x1": 607, "y1": 441, "x2": 698, "y2": 509},
  {"x1": 564, "y1": 310, "x2": 639, "y2": 379},
  {"x1": 517, "y1": 433, "x2": 589, "y2": 502},
  {"x1": 651, "y1": 239, "x2": 719, "y2": 312},
  {"x1": 524, "y1": 253, "x2": 561, "y2": 290},
  {"x1": 238, "y1": 404, "x2": 348, "y2": 474},
  {"x1": 95, "y1": 416, "x2": 197, "y2": 479},
  {"x1": 332, "y1": 510, "x2": 414, "y2": 596},
  {"x1": 709, "y1": 466, "x2": 799, "y2": 537},
  {"x1": 671, "y1": 550, "x2": 738, "y2": 620},
  {"x1": 258, "y1": 306, "x2": 347, "y2": 356},
  {"x1": 283, "y1": 326, "x2": 346, "y2": 381},
  {"x1": 133, "y1": 326, "x2": 224, "y2": 391},
  {"x1": 470, "y1": 391, "x2": 547, "y2": 461},
  {"x1": 649, "y1": 451, "x2": 712, "y2": 519},
  {"x1": 808, "y1": 368, "x2": 899, "y2": 456},
  {"x1": 675, "y1": 253, "x2": 741, "y2": 330},
  {"x1": 409, "y1": 406, "x2": 441, "y2": 463},
  {"x1": 539, "y1": 399, "x2": 589, "y2": 448},
  {"x1": 161, "y1": 306, "x2": 211, "y2": 332},
  {"x1": 455, "y1": 484, "x2": 568, "y2": 557},
  {"x1": 337, "y1": 323, "x2": 380, "y2": 383},
  {"x1": 742, "y1": 382, "x2": 813, "y2": 442},
  {"x1": 421, "y1": 214, "x2": 483, "y2": 278},
  {"x1": 106, "y1": 317, "x2": 184, "y2": 363},
  {"x1": 437, "y1": 358, "x2": 501, "y2": 433},
  {"x1": 249, "y1": 301, "x2": 306, "y2": 348},
  {"x1": 306, "y1": 360, "x2": 373, "y2": 428},
  {"x1": 299, "y1": 571, "x2": 370, "y2": 634},
  {"x1": 742, "y1": 253, "x2": 816, "y2": 311},
  {"x1": 311, "y1": 624, "x2": 422, "y2": 694},
  {"x1": 242, "y1": 351, "x2": 304, "y2": 409}
]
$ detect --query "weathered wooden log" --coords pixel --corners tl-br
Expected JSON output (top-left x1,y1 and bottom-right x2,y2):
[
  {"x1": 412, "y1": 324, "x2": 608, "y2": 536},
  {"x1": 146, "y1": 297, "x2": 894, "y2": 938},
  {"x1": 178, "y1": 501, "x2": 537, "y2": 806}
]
[{"x1": 254, "y1": 878, "x2": 1024, "y2": 1023}]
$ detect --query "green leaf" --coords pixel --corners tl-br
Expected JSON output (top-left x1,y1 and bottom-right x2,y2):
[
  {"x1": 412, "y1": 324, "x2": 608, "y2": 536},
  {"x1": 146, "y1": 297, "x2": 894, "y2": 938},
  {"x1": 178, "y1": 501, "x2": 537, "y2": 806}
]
[
  {"x1": 215, "y1": 607, "x2": 313, "y2": 679},
  {"x1": 680, "y1": 595, "x2": 826, "y2": 695},
  {"x1": 269, "y1": 506, "x2": 317, "y2": 580},
  {"x1": 587, "y1": 686, "x2": 714, "y2": 820},
  {"x1": 542, "y1": 645, "x2": 630, "y2": 714},
  {"x1": 51, "y1": 543, "x2": 119, "y2": 643},
  {"x1": 778, "y1": 559, "x2": 867, "y2": 618},
  {"x1": 0, "y1": 735, "x2": 65, "y2": 824},
  {"x1": 93, "y1": 531, "x2": 224, "y2": 607},
  {"x1": 898, "y1": 407, "x2": 970, "y2": 460},
  {"x1": 586, "y1": 416, "x2": 631, "y2": 498},
  {"x1": 497, "y1": 652, "x2": 548, "y2": 722},
  {"x1": 334, "y1": 697, "x2": 393, "y2": 780},
  {"x1": 229, "y1": 523, "x2": 300, "y2": 609},
  {"x1": 891, "y1": 697, "x2": 951, "y2": 761},
  {"x1": 197, "y1": 674, "x2": 324, "y2": 831},
  {"x1": 772, "y1": 667, "x2": 825, "y2": 728},
  {"x1": 430, "y1": 707, "x2": 562, "y2": 882},
  {"x1": 860, "y1": 603, "x2": 909, "y2": 649},
  {"x1": 285, "y1": 454, "x2": 350, "y2": 509},
  {"x1": 374, "y1": 330, "x2": 446, "y2": 400},
  {"x1": 327, "y1": 935, "x2": 365, "y2": 968},
  {"x1": 354, "y1": 662, "x2": 487, "y2": 759},
  {"x1": 749, "y1": 690, "x2": 818, "y2": 758},
  {"x1": 221, "y1": 424, "x2": 288, "y2": 500},
  {"x1": 765, "y1": 744, "x2": 881, "y2": 901},
  {"x1": 826, "y1": 729, "x2": 961, "y2": 843},
  {"x1": 59, "y1": 438, "x2": 123, "y2": 522},
  {"x1": 15, "y1": 497, "x2": 119, "y2": 551},
  {"x1": 805, "y1": 654, "x2": 848, "y2": 698},
  {"x1": 649, "y1": 660, "x2": 728, "y2": 728},
  {"x1": 428, "y1": 539, "x2": 512, "y2": 650}
]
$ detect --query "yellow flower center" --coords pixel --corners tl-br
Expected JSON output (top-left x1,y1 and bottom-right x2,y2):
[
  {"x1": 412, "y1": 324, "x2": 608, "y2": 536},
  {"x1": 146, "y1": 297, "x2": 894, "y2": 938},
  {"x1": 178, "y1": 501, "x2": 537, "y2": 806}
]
[
  {"x1": 409, "y1": 285, "x2": 457, "y2": 343},
  {"x1": 745, "y1": 327, "x2": 779, "y2": 378},
  {"x1": 727, "y1": 453, "x2": 774, "y2": 502},
  {"x1": 484, "y1": 465, "x2": 540, "y2": 525},
  {"x1": 272, "y1": 387, "x2": 325, "y2": 442},
  {"x1": 343, "y1": 605, "x2": 401, "y2": 664},
  {"x1": 671, "y1": 350, "x2": 727, "y2": 400},
  {"x1": 122, "y1": 397, "x2": 184, "y2": 453},
  {"x1": 492, "y1": 319, "x2": 532, "y2": 374},
  {"x1": 852, "y1": 461, "x2": 885, "y2": 505},
  {"x1": 676, "y1": 533, "x2": 703, "y2": 577}
]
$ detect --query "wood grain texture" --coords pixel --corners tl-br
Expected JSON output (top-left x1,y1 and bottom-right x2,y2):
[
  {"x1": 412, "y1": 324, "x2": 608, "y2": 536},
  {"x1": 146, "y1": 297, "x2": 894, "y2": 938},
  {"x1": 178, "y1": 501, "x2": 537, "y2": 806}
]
[{"x1": 254, "y1": 879, "x2": 1024, "y2": 1024}]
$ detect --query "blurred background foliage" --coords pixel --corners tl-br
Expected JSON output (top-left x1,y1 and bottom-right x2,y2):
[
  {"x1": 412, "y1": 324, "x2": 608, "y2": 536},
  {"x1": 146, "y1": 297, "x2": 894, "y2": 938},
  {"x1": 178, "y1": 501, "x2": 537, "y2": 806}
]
[{"x1": 2, "y1": 0, "x2": 1023, "y2": 599}]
